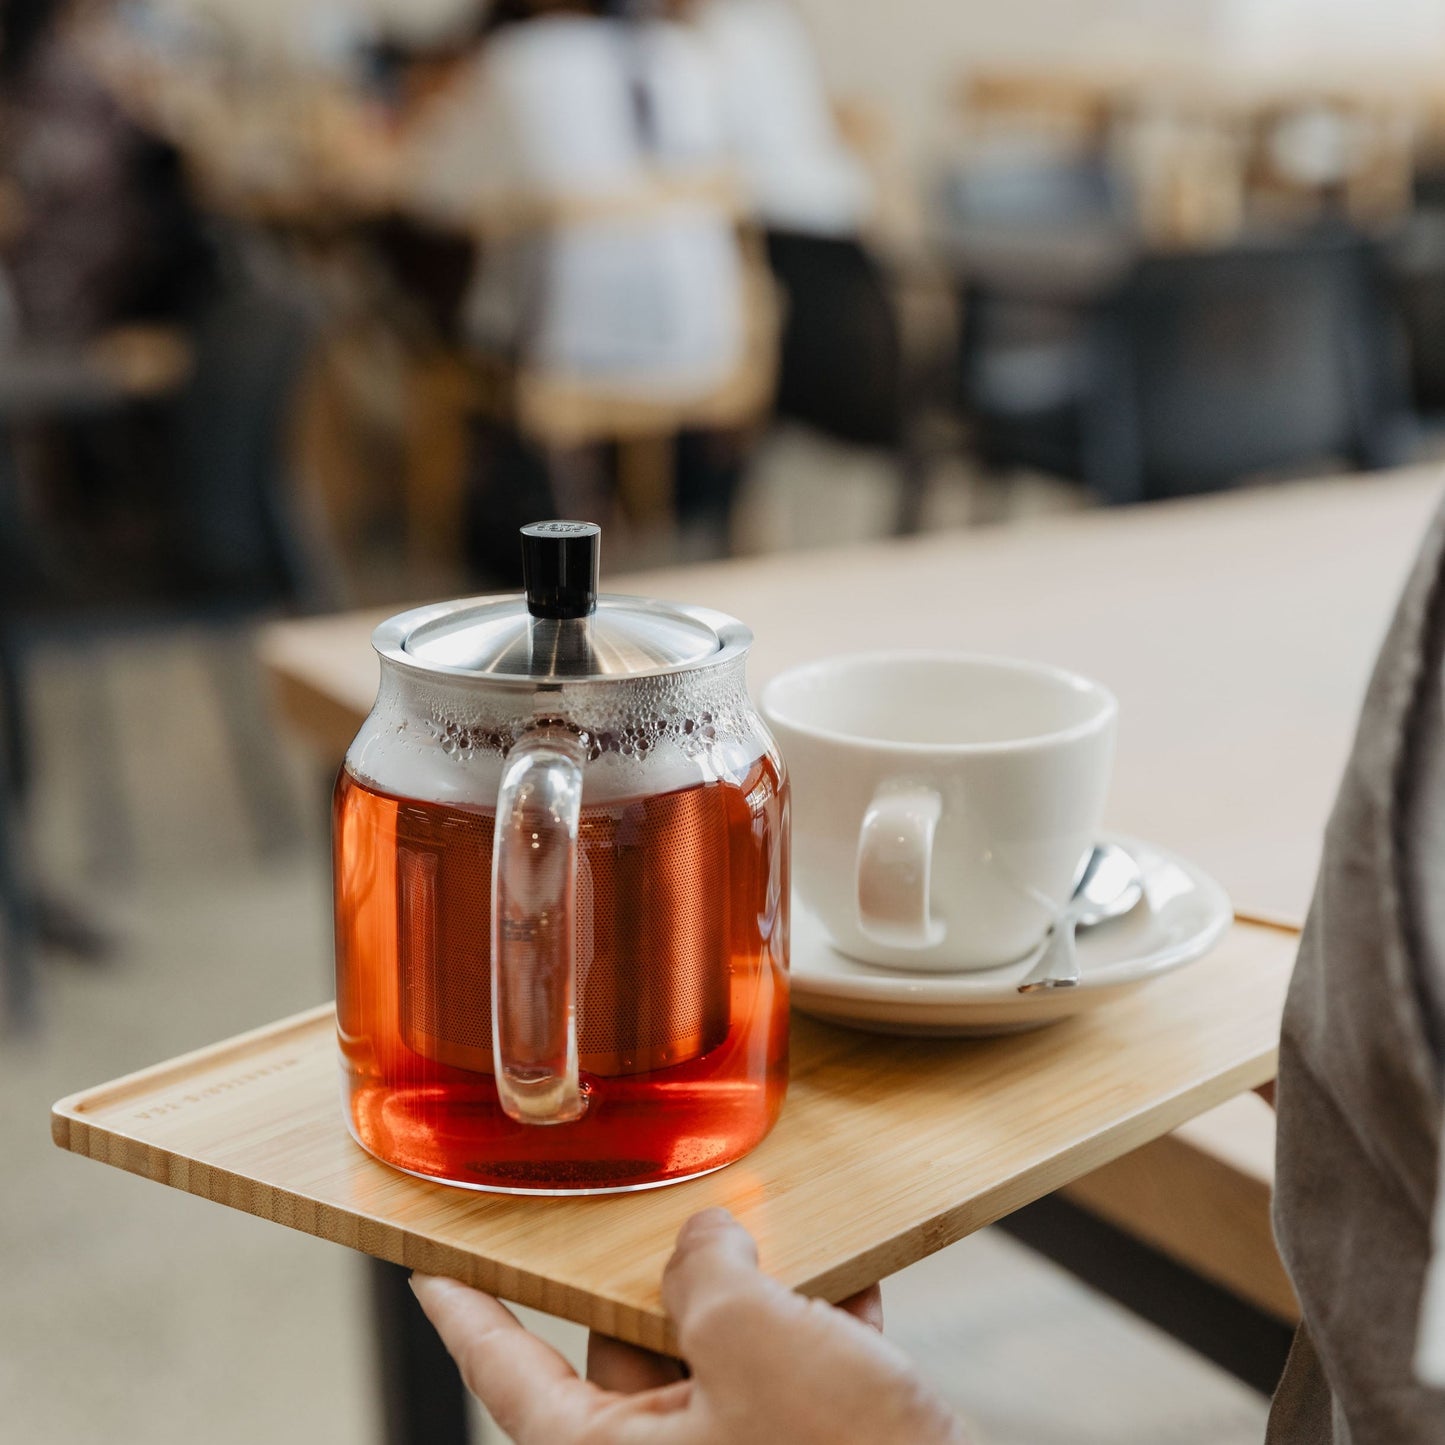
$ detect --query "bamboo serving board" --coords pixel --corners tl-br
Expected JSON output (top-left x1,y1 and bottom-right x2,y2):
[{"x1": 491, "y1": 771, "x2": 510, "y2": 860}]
[{"x1": 52, "y1": 920, "x2": 1293, "y2": 1353}]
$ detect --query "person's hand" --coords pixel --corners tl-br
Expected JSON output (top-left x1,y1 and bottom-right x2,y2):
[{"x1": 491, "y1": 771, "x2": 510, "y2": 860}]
[{"x1": 411, "y1": 1206, "x2": 970, "y2": 1445}]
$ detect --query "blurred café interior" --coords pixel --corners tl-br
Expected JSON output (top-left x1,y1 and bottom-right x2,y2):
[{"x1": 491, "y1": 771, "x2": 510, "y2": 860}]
[{"x1": 7, "y1": 0, "x2": 1445, "y2": 1441}]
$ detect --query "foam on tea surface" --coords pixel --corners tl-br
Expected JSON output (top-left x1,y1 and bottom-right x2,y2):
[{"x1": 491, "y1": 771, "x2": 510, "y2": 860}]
[{"x1": 346, "y1": 658, "x2": 768, "y2": 805}]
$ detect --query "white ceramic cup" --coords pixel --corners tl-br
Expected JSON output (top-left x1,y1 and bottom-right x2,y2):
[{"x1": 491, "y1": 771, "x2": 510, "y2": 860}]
[{"x1": 762, "y1": 652, "x2": 1117, "y2": 972}]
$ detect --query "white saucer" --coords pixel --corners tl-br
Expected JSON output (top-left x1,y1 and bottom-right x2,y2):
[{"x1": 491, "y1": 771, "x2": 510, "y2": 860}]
[{"x1": 789, "y1": 835, "x2": 1232, "y2": 1037}]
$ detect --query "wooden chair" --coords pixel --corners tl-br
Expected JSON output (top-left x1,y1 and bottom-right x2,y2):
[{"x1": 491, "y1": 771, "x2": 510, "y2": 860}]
[
  {"x1": 417, "y1": 174, "x2": 780, "y2": 553},
  {"x1": 1119, "y1": 104, "x2": 1249, "y2": 250},
  {"x1": 956, "y1": 69, "x2": 1117, "y2": 151}
]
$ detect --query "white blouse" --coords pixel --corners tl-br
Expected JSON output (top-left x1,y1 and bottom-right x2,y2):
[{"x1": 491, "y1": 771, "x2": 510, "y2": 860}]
[
  {"x1": 409, "y1": 15, "x2": 745, "y2": 397},
  {"x1": 690, "y1": 0, "x2": 872, "y2": 238}
]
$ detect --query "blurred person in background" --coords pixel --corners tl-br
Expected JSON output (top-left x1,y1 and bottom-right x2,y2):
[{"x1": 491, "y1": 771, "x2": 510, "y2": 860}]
[
  {"x1": 0, "y1": 0, "x2": 212, "y2": 346},
  {"x1": 0, "y1": 0, "x2": 217, "y2": 597},
  {"x1": 406, "y1": 0, "x2": 751, "y2": 580},
  {"x1": 691, "y1": 0, "x2": 870, "y2": 243}
]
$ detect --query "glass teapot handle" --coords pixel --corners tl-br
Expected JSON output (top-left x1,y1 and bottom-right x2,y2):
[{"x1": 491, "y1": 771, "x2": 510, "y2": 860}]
[{"x1": 491, "y1": 723, "x2": 588, "y2": 1125}]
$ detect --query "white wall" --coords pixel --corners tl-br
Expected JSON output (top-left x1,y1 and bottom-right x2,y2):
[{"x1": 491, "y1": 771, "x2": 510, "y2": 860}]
[
  {"x1": 1216, "y1": 0, "x2": 1445, "y2": 66},
  {"x1": 789, "y1": 0, "x2": 1445, "y2": 163},
  {"x1": 156, "y1": 0, "x2": 1445, "y2": 162},
  {"x1": 789, "y1": 0, "x2": 1208, "y2": 161}
]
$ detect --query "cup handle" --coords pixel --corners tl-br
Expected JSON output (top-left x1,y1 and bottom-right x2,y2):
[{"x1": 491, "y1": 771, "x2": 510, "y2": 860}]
[
  {"x1": 856, "y1": 784, "x2": 946, "y2": 950},
  {"x1": 492, "y1": 723, "x2": 588, "y2": 1125}
]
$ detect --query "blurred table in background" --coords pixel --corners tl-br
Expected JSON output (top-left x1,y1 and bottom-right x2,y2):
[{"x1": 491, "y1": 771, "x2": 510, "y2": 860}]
[
  {"x1": 946, "y1": 57, "x2": 1441, "y2": 254},
  {"x1": 263, "y1": 466, "x2": 1442, "y2": 928},
  {"x1": 0, "y1": 327, "x2": 192, "y2": 418},
  {"x1": 934, "y1": 216, "x2": 1134, "y2": 301}
]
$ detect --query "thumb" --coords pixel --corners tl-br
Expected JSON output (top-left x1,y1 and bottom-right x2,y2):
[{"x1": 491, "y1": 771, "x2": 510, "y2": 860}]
[
  {"x1": 661, "y1": 1209, "x2": 760, "y2": 1309},
  {"x1": 661, "y1": 1209, "x2": 802, "y2": 1357}
]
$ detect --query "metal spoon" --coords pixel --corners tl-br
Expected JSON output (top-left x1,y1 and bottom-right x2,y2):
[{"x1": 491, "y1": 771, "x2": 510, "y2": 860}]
[{"x1": 1016, "y1": 843, "x2": 1144, "y2": 993}]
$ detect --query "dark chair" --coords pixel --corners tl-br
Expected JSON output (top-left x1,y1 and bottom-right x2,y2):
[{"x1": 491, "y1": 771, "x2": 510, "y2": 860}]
[
  {"x1": 0, "y1": 430, "x2": 38, "y2": 1023},
  {"x1": 764, "y1": 231, "x2": 904, "y2": 448},
  {"x1": 941, "y1": 151, "x2": 1135, "y2": 506},
  {"x1": 166, "y1": 281, "x2": 328, "y2": 608},
  {"x1": 761, "y1": 230, "x2": 930, "y2": 532},
  {"x1": 1388, "y1": 209, "x2": 1445, "y2": 415},
  {"x1": 940, "y1": 150, "x2": 1127, "y2": 232},
  {"x1": 955, "y1": 283, "x2": 1096, "y2": 481},
  {"x1": 960, "y1": 231, "x2": 1416, "y2": 504}
]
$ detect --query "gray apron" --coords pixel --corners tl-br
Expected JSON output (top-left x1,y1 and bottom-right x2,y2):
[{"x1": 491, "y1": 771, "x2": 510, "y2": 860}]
[{"x1": 1269, "y1": 488, "x2": 1445, "y2": 1442}]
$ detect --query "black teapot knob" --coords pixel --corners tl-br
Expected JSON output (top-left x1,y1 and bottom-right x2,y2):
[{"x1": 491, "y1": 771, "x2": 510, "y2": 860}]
[{"x1": 521, "y1": 521, "x2": 600, "y2": 620}]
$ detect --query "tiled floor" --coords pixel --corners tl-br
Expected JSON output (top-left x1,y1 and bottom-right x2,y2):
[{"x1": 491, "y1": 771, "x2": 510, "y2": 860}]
[{"x1": 2, "y1": 444, "x2": 1268, "y2": 1444}]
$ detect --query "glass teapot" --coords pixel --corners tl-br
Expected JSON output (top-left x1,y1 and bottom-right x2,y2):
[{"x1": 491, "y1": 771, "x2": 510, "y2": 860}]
[{"x1": 333, "y1": 522, "x2": 790, "y2": 1193}]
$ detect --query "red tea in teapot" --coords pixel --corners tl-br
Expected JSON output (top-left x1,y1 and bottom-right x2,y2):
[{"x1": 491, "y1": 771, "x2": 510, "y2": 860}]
[{"x1": 334, "y1": 753, "x2": 788, "y2": 1192}]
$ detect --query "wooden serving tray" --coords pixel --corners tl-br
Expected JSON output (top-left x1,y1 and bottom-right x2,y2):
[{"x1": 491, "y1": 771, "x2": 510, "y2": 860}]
[{"x1": 52, "y1": 921, "x2": 1293, "y2": 1353}]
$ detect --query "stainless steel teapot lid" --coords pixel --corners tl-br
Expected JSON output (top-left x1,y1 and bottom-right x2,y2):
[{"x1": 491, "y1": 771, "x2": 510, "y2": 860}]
[{"x1": 390, "y1": 521, "x2": 740, "y2": 682}]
